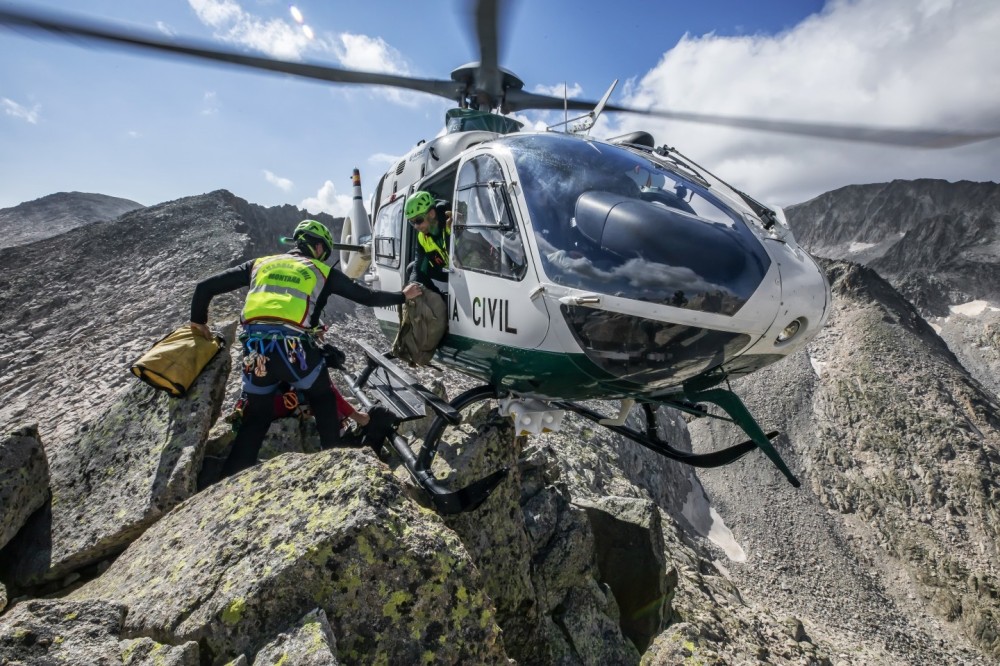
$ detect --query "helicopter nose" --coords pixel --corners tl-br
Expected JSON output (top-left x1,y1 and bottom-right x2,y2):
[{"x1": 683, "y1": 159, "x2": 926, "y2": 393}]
[
  {"x1": 770, "y1": 248, "x2": 830, "y2": 350},
  {"x1": 735, "y1": 244, "x2": 831, "y2": 371}
]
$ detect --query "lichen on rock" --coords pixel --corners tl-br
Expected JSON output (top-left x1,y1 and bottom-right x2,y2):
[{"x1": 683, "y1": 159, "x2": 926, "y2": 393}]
[{"x1": 70, "y1": 450, "x2": 508, "y2": 665}]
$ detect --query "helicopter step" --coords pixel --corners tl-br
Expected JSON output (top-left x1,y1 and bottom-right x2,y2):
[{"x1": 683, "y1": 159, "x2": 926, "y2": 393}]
[
  {"x1": 348, "y1": 340, "x2": 460, "y2": 424},
  {"x1": 341, "y1": 341, "x2": 508, "y2": 515}
]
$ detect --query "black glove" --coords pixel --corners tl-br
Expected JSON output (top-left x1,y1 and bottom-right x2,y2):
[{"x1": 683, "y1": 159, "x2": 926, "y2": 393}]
[{"x1": 320, "y1": 343, "x2": 347, "y2": 370}]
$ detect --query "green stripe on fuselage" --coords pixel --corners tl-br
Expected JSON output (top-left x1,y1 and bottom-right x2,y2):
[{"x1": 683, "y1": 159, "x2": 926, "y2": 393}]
[{"x1": 374, "y1": 321, "x2": 731, "y2": 400}]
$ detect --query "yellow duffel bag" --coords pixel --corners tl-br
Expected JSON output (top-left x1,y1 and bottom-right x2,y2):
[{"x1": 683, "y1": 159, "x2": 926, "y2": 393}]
[{"x1": 130, "y1": 325, "x2": 225, "y2": 397}]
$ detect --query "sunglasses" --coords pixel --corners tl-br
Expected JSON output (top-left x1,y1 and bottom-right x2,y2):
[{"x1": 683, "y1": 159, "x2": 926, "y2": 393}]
[{"x1": 408, "y1": 215, "x2": 426, "y2": 226}]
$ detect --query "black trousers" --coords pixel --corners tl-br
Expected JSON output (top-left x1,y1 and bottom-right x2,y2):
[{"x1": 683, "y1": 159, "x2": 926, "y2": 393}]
[{"x1": 221, "y1": 341, "x2": 340, "y2": 479}]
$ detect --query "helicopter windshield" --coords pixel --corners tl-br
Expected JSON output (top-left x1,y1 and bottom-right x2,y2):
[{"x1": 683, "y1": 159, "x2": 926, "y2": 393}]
[{"x1": 506, "y1": 134, "x2": 770, "y2": 315}]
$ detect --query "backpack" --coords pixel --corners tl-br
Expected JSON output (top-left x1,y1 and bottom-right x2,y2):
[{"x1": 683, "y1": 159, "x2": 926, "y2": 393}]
[
  {"x1": 130, "y1": 325, "x2": 225, "y2": 397},
  {"x1": 391, "y1": 290, "x2": 447, "y2": 366}
]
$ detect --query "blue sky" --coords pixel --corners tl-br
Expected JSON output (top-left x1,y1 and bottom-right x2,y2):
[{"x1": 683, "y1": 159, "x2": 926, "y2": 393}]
[{"x1": 2, "y1": 0, "x2": 998, "y2": 214}]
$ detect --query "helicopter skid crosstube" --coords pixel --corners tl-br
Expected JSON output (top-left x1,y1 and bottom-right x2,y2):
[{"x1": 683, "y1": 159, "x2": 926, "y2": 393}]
[
  {"x1": 552, "y1": 390, "x2": 801, "y2": 487},
  {"x1": 341, "y1": 342, "x2": 509, "y2": 515}
]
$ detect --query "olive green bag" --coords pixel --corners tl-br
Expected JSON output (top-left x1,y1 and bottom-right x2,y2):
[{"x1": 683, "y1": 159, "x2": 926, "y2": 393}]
[
  {"x1": 130, "y1": 325, "x2": 225, "y2": 397},
  {"x1": 392, "y1": 290, "x2": 447, "y2": 366}
]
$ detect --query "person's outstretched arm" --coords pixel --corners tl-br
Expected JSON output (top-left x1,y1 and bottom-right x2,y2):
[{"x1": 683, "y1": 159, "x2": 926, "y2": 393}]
[
  {"x1": 190, "y1": 261, "x2": 253, "y2": 337},
  {"x1": 309, "y1": 269, "x2": 422, "y2": 328}
]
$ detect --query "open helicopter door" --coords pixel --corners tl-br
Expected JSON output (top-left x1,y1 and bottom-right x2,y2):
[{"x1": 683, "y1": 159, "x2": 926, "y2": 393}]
[
  {"x1": 446, "y1": 152, "x2": 550, "y2": 370},
  {"x1": 367, "y1": 192, "x2": 408, "y2": 340}
]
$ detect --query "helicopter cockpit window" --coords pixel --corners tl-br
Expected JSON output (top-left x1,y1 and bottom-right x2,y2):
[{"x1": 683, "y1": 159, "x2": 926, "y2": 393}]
[
  {"x1": 505, "y1": 134, "x2": 771, "y2": 315},
  {"x1": 373, "y1": 197, "x2": 405, "y2": 269},
  {"x1": 453, "y1": 155, "x2": 527, "y2": 280}
]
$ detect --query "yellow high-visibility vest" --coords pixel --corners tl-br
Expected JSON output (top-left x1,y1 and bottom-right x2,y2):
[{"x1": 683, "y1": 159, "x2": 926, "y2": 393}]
[
  {"x1": 241, "y1": 254, "x2": 331, "y2": 328},
  {"x1": 417, "y1": 228, "x2": 450, "y2": 268}
]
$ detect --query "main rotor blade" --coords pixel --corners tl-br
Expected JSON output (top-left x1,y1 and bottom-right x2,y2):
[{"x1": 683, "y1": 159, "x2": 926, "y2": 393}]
[
  {"x1": 0, "y1": 4, "x2": 464, "y2": 101},
  {"x1": 474, "y1": 0, "x2": 501, "y2": 79},
  {"x1": 506, "y1": 89, "x2": 1000, "y2": 149},
  {"x1": 467, "y1": 0, "x2": 509, "y2": 104}
]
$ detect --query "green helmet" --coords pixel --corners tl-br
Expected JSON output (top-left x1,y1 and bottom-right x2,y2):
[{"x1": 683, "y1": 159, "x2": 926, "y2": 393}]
[
  {"x1": 292, "y1": 219, "x2": 334, "y2": 254},
  {"x1": 405, "y1": 191, "x2": 435, "y2": 220}
]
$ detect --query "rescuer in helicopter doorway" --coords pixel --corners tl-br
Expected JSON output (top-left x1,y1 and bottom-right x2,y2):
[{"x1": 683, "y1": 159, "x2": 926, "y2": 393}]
[
  {"x1": 189, "y1": 219, "x2": 422, "y2": 479},
  {"x1": 405, "y1": 190, "x2": 452, "y2": 294}
]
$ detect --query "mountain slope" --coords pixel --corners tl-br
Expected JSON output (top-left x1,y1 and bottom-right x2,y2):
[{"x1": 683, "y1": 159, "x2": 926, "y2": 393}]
[
  {"x1": 691, "y1": 260, "x2": 1000, "y2": 662},
  {"x1": 0, "y1": 189, "x2": 337, "y2": 451},
  {"x1": 2, "y1": 183, "x2": 999, "y2": 664},
  {"x1": 0, "y1": 192, "x2": 144, "y2": 250},
  {"x1": 0, "y1": 190, "x2": 829, "y2": 665},
  {"x1": 786, "y1": 179, "x2": 1000, "y2": 315}
]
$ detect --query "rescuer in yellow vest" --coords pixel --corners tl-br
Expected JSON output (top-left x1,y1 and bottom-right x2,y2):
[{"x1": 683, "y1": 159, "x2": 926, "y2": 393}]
[
  {"x1": 405, "y1": 190, "x2": 451, "y2": 294},
  {"x1": 190, "y1": 219, "x2": 421, "y2": 478}
]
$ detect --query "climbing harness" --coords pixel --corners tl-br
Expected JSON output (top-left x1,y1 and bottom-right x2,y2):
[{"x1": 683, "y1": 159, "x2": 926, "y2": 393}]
[
  {"x1": 235, "y1": 324, "x2": 329, "y2": 394},
  {"x1": 239, "y1": 329, "x2": 315, "y2": 378}
]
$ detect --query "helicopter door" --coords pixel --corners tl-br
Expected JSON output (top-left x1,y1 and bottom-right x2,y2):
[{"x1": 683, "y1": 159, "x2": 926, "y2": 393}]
[
  {"x1": 369, "y1": 196, "x2": 406, "y2": 333},
  {"x1": 447, "y1": 154, "x2": 549, "y2": 349}
]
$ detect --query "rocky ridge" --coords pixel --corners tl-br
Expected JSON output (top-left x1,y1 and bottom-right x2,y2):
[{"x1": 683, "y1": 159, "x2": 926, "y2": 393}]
[
  {"x1": 0, "y1": 191, "x2": 145, "y2": 250},
  {"x1": 786, "y1": 179, "x2": 1000, "y2": 316},
  {"x1": 0, "y1": 190, "x2": 340, "y2": 450},
  {"x1": 787, "y1": 178, "x2": 1000, "y2": 426},
  {"x1": 692, "y1": 260, "x2": 1000, "y2": 664},
  {"x1": 0, "y1": 185, "x2": 998, "y2": 664}
]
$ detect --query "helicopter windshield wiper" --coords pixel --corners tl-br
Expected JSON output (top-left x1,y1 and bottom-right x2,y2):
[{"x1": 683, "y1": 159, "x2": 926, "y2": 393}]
[{"x1": 650, "y1": 154, "x2": 711, "y2": 189}]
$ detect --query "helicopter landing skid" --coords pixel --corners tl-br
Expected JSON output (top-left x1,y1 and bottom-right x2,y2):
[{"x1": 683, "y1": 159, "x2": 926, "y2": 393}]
[
  {"x1": 341, "y1": 342, "x2": 508, "y2": 515},
  {"x1": 553, "y1": 389, "x2": 801, "y2": 488}
]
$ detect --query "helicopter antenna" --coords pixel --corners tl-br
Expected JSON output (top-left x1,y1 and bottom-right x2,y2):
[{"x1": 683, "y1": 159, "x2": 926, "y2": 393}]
[
  {"x1": 564, "y1": 82, "x2": 568, "y2": 133},
  {"x1": 546, "y1": 79, "x2": 619, "y2": 134},
  {"x1": 573, "y1": 79, "x2": 617, "y2": 134}
]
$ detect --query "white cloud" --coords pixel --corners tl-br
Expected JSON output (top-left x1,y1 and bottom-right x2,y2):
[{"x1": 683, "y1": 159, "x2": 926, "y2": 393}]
[
  {"x1": 301, "y1": 180, "x2": 351, "y2": 216},
  {"x1": 188, "y1": 0, "x2": 322, "y2": 59},
  {"x1": 264, "y1": 170, "x2": 293, "y2": 191},
  {"x1": 333, "y1": 33, "x2": 423, "y2": 106},
  {"x1": 201, "y1": 91, "x2": 219, "y2": 115},
  {"x1": 335, "y1": 33, "x2": 398, "y2": 71},
  {"x1": 127, "y1": 130, "x2": 141, "y2": 139},
  {"x1": 368, "y1": 152, "x2": 401, "y2": 167},
  {"x1": 608, "y1": 0, "x2": 1000, "y2": 206},
  {"x1": 509, "y1": 111, "x2": 549, "y2": 133},
  {"x1": 187, "y1": 1, "x2": 428, "y2": 107},
  {"x1": 533, "y1": 82, "x2": 584, "y2": 99},
  {"x1": 186, "y1": 0, "x2": 412, "y2": 73},
  {"x1": 2, "y1": 98, "x2": 40, "y2": 124},
  {"x1": 189, "y1": 0, "x2": 242, "y2": 27}
]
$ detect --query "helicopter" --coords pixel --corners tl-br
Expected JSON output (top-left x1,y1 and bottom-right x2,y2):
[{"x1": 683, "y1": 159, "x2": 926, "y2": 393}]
[{"x1": 3, "y1": 1, "x2": 998, "y2": 513}]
